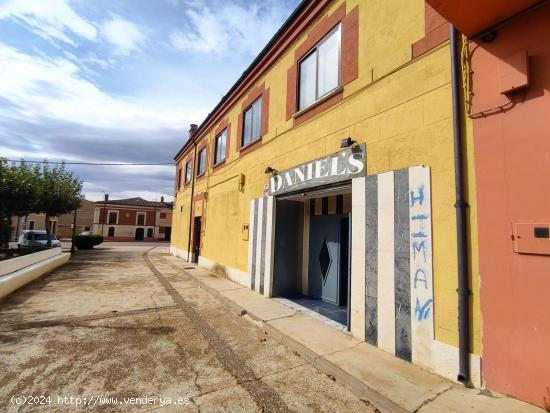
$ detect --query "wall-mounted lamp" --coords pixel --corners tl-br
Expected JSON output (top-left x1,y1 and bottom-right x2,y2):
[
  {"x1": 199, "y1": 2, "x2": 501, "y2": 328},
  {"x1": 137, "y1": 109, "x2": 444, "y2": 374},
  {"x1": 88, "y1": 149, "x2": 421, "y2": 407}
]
[
  {"x1": 340, "y1": 137, "x2": 357, "y2": 148},
  {"x1": 264, "y1": 166, "x2": 279, "y2": 175}
]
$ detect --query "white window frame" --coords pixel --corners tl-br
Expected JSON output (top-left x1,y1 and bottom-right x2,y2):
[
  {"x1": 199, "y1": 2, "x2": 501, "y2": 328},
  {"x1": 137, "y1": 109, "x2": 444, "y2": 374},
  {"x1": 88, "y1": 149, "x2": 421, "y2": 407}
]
[
  {"x1": 50, "y1": 220, "x2": 58, "y2": 234},
  {"x1": 214, "y1": 129, "x2": 227, "y2": 165},
  {"x1": 242, "y1": 96, "x2": 263, "y2": 147},
  {"x1": 107, "y1": 210, "x2": 119, "y2": 225},
  {"x1": 297, "y1": 23, "x2": 341, "y2": 112},
  {"x1": 197, "y1": 147, "x2": 207, "y2": 176},
  {"x1": 185, "y1": 160, "x2": 192, "y2": 184},
  {"x1": 136, "y1": 212, "x2": 146, "y2": 226}
]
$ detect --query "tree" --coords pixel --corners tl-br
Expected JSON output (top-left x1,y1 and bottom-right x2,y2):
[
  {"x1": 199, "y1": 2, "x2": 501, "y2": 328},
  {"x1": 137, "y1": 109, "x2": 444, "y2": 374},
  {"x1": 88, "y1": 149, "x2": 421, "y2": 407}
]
[
  {"x1": 0, "y1": 159, "x2": 40, "y2": 248},
  {"x1": 36, "y1": 162, "x2": 82, "y2": 247}
]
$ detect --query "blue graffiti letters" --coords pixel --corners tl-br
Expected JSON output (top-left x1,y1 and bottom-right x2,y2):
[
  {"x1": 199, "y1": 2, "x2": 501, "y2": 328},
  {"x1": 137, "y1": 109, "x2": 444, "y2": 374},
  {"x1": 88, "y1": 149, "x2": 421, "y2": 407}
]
[
  {"x1": 414, "y1": 269, "x2": 428, "y2": 289},
  {"x1": 412, "y1": 240, "x2": 427, "y2": 262},
  {"x1": 415, "y1": 298, "x2": 433, "y2": 321},
  {"x1": 410, "y1": 185, "x2": 425, "y2": 207}
]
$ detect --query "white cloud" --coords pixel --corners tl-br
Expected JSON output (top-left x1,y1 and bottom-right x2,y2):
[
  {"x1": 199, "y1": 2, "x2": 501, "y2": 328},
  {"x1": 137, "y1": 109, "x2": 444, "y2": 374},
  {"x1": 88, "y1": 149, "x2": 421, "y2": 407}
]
[
  {"x1": 170, "y1": 2, "x2": 290, "y2": 56},
  {"x1": 102, "y1": 16, "x2": 147, "y2": 56},
  {"x1": 0, "y1": 0, "x2": 97, "y2": 45},
  {"x1": 0, "y1": 42, "x2": 204, "y2": 130}
]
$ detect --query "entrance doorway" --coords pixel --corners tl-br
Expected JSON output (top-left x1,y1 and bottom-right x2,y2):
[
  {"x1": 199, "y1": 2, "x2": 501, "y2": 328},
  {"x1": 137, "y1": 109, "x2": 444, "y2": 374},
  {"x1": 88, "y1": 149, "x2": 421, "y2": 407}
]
[
  {"x1": 192, "y1": 217, "x2": 202, "y2": 263},
  {"x1": 305, "y1": 214, "x2": 350, "y2": 325},
  {"x1": 135, "y1": 227, "x2": 144, "y2": 241},
  {"x1": 271, "y1": 191, "x2": 352, "y2": 329}
]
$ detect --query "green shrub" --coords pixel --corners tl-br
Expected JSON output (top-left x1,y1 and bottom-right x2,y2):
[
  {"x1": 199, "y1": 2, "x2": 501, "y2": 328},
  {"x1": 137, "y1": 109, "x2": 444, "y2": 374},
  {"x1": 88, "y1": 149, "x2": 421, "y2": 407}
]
[{"x1": 74, "y1": 234, "x2": 103, "y2": 249}]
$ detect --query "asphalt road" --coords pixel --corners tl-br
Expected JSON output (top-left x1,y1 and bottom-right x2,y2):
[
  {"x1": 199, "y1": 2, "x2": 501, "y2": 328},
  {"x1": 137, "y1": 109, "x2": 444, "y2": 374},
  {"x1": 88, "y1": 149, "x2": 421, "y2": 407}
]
[{"x1": 0, "y1": 243, "x2": 377, "y2": 412}]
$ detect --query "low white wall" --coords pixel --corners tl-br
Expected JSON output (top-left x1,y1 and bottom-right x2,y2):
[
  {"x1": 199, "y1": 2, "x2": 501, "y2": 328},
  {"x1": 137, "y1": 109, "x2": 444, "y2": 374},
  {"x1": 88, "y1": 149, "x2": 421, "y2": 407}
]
[
  {"x1": 169, "y1": 245, "x2": 249, "y2": 287},
  {"x1": 170, "y1": 245, "x2": 190, "y2": 260},
  {"x1": 0, "y1": 250, "x2": 70, "y2": 300},
  {"x1": 198, "y1": 255, "x2": 249, "y2": 287},
  {"x1": 0, "y1": 247, "x2": 62, "y2": 277}
]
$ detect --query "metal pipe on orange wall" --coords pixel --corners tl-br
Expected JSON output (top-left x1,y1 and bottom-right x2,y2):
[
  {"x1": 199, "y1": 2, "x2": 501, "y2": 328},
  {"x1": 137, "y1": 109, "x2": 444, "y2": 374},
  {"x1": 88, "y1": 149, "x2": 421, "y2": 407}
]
[
  {"x1": 186, "y1": 124, "x2": 198, "y2": 262},
  {"x1": 450, "y1": 24, "x2": 471, "y2": 386}
]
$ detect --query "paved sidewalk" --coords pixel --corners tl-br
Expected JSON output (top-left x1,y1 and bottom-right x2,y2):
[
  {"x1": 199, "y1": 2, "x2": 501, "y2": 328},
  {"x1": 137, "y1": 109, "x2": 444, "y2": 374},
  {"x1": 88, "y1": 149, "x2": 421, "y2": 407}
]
[
  {"x1": 163, "y1": 255, "x2": 545, "y2": 413},
  {"x1": 0, "y1": 244, "x2": 376, "y2": 412}
]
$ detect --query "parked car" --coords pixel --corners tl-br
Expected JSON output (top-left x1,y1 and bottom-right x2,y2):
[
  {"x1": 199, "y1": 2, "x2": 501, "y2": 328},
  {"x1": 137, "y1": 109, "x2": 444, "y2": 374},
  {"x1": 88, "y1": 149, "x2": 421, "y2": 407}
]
[
  {"x1": 18, "y1": 230, "x2": 62, "y2": 249},
  {"x1": 79, "y1": 231, "x2": 92, "y2": 236}
]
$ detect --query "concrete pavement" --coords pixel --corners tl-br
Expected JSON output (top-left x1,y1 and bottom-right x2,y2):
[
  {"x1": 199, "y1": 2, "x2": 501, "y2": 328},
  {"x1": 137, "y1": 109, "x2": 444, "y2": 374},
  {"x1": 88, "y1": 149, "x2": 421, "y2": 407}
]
[
  {"x1": 0, "y1": 243, "x2": 376, "y2": 412},
  {"x1": 161, "y1": 255, "x2": 546, "y2": 413}
]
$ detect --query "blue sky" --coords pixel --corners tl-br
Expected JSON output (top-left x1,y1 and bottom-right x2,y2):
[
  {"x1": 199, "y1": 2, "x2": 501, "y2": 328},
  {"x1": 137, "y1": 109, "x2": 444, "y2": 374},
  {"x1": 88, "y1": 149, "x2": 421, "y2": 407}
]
[{"x1": 0, "y1": 0, "x2": 298, "y2": 201}]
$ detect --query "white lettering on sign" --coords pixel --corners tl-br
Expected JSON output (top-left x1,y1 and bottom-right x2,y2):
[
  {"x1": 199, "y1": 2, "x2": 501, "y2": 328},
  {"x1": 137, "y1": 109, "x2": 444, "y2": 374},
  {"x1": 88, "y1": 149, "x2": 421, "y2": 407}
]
[{"x1": 268, "y1": 144, "x2": 366, "y2": 196}]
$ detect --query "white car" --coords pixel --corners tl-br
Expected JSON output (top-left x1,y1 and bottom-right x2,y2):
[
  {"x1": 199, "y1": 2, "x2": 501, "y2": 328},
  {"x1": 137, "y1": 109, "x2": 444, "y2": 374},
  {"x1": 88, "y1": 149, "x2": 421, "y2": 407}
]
[{"x1": 18, "y1": 230, "x2": 62, "y2": 249}]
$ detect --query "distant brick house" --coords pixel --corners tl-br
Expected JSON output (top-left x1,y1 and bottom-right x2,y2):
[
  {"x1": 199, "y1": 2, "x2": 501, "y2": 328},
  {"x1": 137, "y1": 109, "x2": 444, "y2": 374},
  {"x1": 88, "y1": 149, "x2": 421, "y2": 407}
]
[
  {"x1": 92, "y1": 196, "x2": 173, "y2": 241},
  {"x1": 12, "y1": 199, "x2": 96, "y2": 240}
]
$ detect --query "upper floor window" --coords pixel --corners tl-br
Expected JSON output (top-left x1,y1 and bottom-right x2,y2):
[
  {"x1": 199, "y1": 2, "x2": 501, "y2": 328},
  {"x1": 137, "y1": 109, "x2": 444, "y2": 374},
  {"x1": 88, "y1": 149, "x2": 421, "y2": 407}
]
[
  {"x1": 185, "y1": 159, "x2": 192, "y2": 184},
  {"x1": 298, "y1": 24, "x2": 341, "y2": 111},
  {"x1": 242, "y1": 96, "x2": 262, "y2": 147},
  {"x1": 214, "y1": 129, "x2": 227, "y2": 165},
  {"x1": 177, "y1": 168, "x2": 182, "y2": 190},
  {"x1": 108, "y1": 211, "x2": 118, "y2": 225},
  {"x1": 137, "y1": 212, "x2": 146, "y2": 225},
  {"x1": 197, "y1": 147, "x2": 207, "y2": 176}
]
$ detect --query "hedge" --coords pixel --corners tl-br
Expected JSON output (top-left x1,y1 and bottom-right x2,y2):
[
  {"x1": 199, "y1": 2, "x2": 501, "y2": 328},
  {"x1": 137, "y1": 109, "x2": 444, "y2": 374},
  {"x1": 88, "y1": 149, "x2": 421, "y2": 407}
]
[{"x1": 74, "y1": 234, "x2": 103, "y2": 250}]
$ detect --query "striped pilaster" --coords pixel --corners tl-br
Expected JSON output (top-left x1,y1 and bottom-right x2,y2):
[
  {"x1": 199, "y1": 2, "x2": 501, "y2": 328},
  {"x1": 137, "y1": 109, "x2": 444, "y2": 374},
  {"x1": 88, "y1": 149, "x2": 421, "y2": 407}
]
[
  {"x1": 358, "y1": 166, "x2": 433, "y2": 363},
  {"x1": 247, "y1": 196, "x2": 275, "y2": 297}
]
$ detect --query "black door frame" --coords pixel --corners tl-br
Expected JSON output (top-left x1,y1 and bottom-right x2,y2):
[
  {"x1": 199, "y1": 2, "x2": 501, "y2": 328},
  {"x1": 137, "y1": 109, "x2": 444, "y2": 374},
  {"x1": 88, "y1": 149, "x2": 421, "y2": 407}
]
[{"x1": 192, "y1": 217, "x2": 202, "y2": 263}]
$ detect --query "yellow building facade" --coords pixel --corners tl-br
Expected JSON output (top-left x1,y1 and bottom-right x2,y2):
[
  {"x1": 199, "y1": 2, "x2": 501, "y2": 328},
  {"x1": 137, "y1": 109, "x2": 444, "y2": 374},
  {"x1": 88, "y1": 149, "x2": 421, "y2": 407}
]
[{"x1": 171, "y1": 0, "x2": 481, "y2": 386}]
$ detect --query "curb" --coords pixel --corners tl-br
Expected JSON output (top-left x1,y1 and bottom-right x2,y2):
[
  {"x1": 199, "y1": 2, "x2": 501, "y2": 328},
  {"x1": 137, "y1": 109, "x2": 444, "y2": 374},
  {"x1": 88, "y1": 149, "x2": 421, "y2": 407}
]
[
  {"x1": 162, "y1": 256, "x2": 410, "y2": 413},
  {"x1": 264, "y1": 322, "x2": 407, "y2": 413}
]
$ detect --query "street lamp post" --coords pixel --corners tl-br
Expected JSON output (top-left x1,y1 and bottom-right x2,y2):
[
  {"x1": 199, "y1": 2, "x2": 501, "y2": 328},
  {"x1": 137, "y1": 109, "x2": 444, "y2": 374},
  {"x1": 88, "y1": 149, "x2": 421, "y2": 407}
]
[{"x1": 70, "y1": 208, "x2": 77, "y2": 253}]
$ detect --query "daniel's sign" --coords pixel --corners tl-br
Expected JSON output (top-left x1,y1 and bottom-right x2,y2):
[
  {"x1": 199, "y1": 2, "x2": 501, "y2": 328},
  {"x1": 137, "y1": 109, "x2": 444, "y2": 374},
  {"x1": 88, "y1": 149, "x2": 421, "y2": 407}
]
[{"x1": 268, "y1": 143, "x2": 366, "y2": 196}]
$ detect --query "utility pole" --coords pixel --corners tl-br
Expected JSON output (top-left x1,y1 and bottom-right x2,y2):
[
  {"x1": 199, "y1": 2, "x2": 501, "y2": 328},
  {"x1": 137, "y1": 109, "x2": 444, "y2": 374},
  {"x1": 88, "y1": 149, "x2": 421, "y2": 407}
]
[{"x1": 70, "y1": 208, "x2": 77, "y2": 253}]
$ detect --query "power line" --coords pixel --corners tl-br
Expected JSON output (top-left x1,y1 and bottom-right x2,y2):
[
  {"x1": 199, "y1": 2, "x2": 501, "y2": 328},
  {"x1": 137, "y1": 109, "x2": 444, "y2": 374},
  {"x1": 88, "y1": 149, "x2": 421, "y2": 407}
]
[{"x1": 3, "y1": 159, "x2": 175, "y2": 166}]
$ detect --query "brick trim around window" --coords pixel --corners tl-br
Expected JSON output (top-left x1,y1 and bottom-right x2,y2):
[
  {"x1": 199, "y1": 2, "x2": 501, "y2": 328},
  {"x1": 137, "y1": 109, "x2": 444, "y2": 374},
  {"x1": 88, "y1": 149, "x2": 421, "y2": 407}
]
[
  {"x1": 212, "y1": 118, "x2": 231, "y2": 171},
  {"x1": 286, "y1": 3, "x2": 359, "y2": 125},
  {"x1": 236, "y1": 82, "x2": 269, "y2": 157},
  {"x1": 411, "y1": 3, "x2": 449, "y2": 59}
]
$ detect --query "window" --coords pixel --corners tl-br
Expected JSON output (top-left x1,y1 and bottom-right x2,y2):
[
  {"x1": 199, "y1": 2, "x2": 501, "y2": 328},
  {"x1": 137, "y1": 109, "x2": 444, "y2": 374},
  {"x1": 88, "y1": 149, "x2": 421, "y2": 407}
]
[
  {"x1": 147, "y1": 228, "x2": 154, "y2": 238},
  {"x1": 298, "y1": 24, "x2": 341, "y2": 111},
  {"x1": 177, "y1": 168, "x2": 182, "y2": 190},
  {"x1": 214, "y1": 129, "x2": 227, "y2": 164},
  {"x1": 108, "y1": 227, "x2": 115, "y2": 237},
  {"x1": 242, "y1": 96, "x2": 262, "y2": 147},
  {"x1": 28, "y1": 220, "x2": 35, "y2": 230},
  {"x1": 108, "y1": 211, "x2": 118, "y2": 225},
  {"x1": 197, "y1": 147, "x2": 206, "y2": 176},
  {"x1": 160, "y1": 212, "x2": 167, "y2": 219},
  {"x1": 137, "y1": 212, "x2": 146, "y2": 226},
  {"x1": 185, "y1": 160, "x2": 192, "y2": 184}
]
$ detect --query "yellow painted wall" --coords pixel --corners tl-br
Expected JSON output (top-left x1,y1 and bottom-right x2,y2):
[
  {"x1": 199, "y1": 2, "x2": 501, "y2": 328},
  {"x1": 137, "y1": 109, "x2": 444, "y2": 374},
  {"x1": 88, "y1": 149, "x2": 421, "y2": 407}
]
[{"x1": 171, "y1": 0, "x2": 481, "y2": 355}]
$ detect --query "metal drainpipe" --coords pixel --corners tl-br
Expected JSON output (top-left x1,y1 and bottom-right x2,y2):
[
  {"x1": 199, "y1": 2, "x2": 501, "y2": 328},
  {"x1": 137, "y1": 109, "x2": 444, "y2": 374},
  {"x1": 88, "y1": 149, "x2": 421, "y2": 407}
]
[
  {"x1": 450, "y1": 24, "x2": 471, "y2": 385},
  {"x1": 186, "y1": 124, "x2": 198, "y2": 262}
]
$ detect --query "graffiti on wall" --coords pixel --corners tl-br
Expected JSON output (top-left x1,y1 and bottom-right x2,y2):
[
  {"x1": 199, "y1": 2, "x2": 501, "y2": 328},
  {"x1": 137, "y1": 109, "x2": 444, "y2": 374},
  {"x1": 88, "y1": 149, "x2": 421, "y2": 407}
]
[{"x1": 410, "y1": 183, "x2": 433, "y2": 323}]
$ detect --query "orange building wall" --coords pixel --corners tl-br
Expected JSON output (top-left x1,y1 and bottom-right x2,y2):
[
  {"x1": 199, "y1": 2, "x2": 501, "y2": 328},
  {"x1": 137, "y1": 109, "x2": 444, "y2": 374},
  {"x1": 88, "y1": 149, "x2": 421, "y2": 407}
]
[{"x1": 471, "y1": 4, "x2": 550, "y2": 408}]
